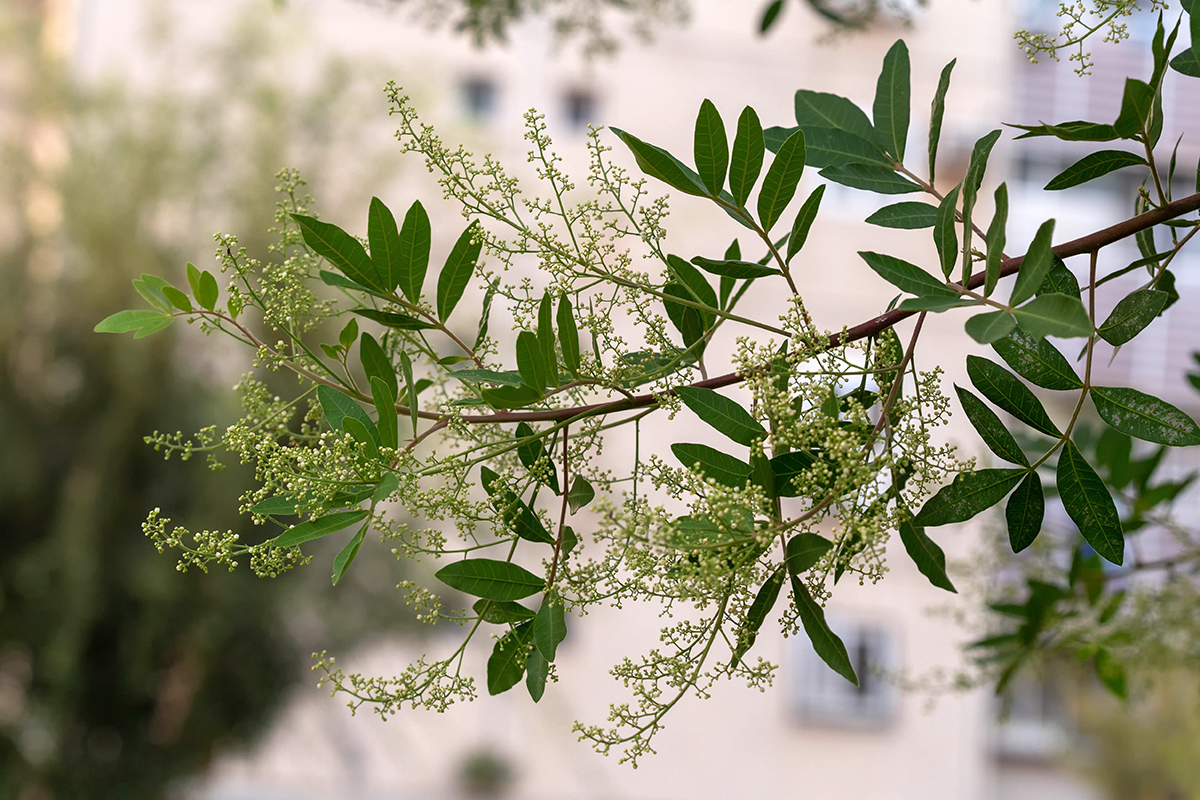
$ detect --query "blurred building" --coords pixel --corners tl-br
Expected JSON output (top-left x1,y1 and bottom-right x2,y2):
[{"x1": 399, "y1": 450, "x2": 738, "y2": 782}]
[{"x1": 58, "y1": 0, "x2": 1200, "y2": 798}]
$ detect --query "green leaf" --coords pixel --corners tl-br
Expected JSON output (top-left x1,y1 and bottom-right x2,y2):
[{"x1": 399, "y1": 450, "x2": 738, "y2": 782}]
[
  {"x1": 271, "y1": 509, "x2": 370, "y2": 548},
  {"x1": 786, "y1": 533, "x2": 833, "y2": 574},
  {"x1": 865, "y1": 201, "x2": 938, "y2": 229},
  {"x1": 898, "y1": 517, "x2": 956, "y2": 592},
  {"x1": 1038, "y1": 255, "x2": 1081, "y2": 300},
  {"x1": 359, "y1": 333, "x2": 398, "y2": 400},
  {"x1": 611, "y1": 127, "x2": 709, "y2": 197},
  {"x1": 1005, "y1": 471, "x2": 1044, "y2": 552},
  {"x1": 525, "y1": 648, "x2": 548, "y2": 702},
  {"x1": 293, "y1": 214, "x2": 380, "y2": 290},
  {"x1": 317, "y1": 384, "x2": 379, "y2": 438},
  {"x1": 928, "y1": 58, "x2": 956, "y2": 184},
  {"x1": 757, "y1": 128, "x2": 806, "y2": 231},
  {"x1": 984, "y1": 182, "x2": 1008, "y2": 297},
  {"x1": 435, "y1": 559, "x2": 544, "y2": 601},
  {"x1": 671, "y1": 443, "x2": 752, "y2": 488},
  {"x1": 133, "y1": 278, "x2": 172, "y2": 312},
  {"x1": 690, "y1": 257, "x2": 779, "y2": 280},
  {"x1": 396, "y1": 200, "x2": 431, "y2": 303},
  {"x1": 372, "y1": 473, "x2": 399, "y2": 506},
  {"x1": 785, "y1": 184, "x2": 825, "y2": 262},
  {"x1": 771, "y1": 450, "x2": 817, "y2": 497},
  {"x1": 991, "y1": 327, "x2": 1082, "y2": 390},
  {"x1": 557, "y1": 296, "x2": 580, "y2": 374},
  {"x1": 801, "y1": 127, "x2": 891, "y2": 169},
  {"x1": 665, "y1": 254, "x2": 719, "y2": 317},
  {"x1": 94, "y1": 309, "x2": 171, "y2": 334},
  {"x1": 1010, "y1": 120, "x2": 1119, "y2": 142},
  {"x1": 896, "y1": 295, "x2": 977, "y2": 313},
  {"x1": 934, "y1": 184, "x2": 960, "y2": 279},
  {"x1": 963, "y1": 130, "x2": 1001, "y2": 204},
  {"x1": 437, "y1": 222, "x2": 482, "y2": 321},
  {"x1": 1091, "y1": 386, "x2": 1200, "y2": 446},
  {"x1": 1009, "y1": 218, "x2": 1056, "y2": 306},
  {"x1": 367, "y1": 197, "x2": 403, "y2": 293},
  {"x1": 967, "y1": 355, "x2": 1062, "y2": 436},
  {"x1": 729, "y1": 106, "x2": 765, "y2": 207},
  {"x1": 1113, "y1": 78, "x2": 1154, "y2": 138},
  {"x1": 859, "y1": 251, "x2": 955, "y2": 298},
  {"x1": 474, "y1": 599, "x2": 536, "y2": 624},
  {"x1": 252, "y1": 496, "x2": 305, "y2": 516},
  {"x1": 515, "y1": 330, "x2": 549, "y2": 395},
  {"x1": 331, "y1": 524, "x2": 367, "y2": 586},
  {"x1": 398, "y1": 350, "x2": 418, "y2": 438},
  {"x1": 913, "y1": 469, "x2": 1026, "y2": 527},
  {"x1": 338, "y1": 318, "x2": 359, "y2": 350},
  {"x1": 351, "y1": 308, "x2": 435, "y2": 330},
  {"x1": 759, "y1": 0, "x2": 785, "y2": 32},
  {"x1": 793, "y1": 90, "x2": 876, "y2": 143},
  {"x1": 567, "y1": 475, "x2": 594, "y2": 514},
  {"x1": 1094, "y1": 649, "x2": 1128, "y2": 699},
  {"x1": 370, "y1": 376, "x2": 399, "y2": 450},
  {"x1": 186, "y1": 262, "x2": 203, "y2": 299},
  {"x1": 505, "y1": 499, "x2": 555, "y2": 546},
  {"x1": 1098, "y1": 289, "x2": 1168, "y2": 345},
  {"x1": 818, "y1": 164, "x2": 920, "y2": 194},
  {"x1": 343, "y1": 416, "x2": 382, "y2": 461},
  {"x1": 536, "y1": 293, "x2": 559, "y2": 389},
  {"x1": 561, "y1": 525, "x2": 579, "y2": 557},
  {"x1": 731, "y1": 564, "x2": 786, "y2": 667},
  {"x1": 961, "y1": 130, "x2": 1001, "y2": 285},
  {"x1": 791, "y1": 575, "x2": 858, "y2": 685},
  {"x1": 1170, "y1": 48, "x2": 1200, "y2": 77},
  {"x1": 1012, "y1": 293, "x2": 1093, "y2": 338},
  {"x1": 1057, "y1": 440, "x2": 1124, "y2": 565},
  {"x1": 873, "y1": 40, "x2": 910, "y2": 161},
  {"x1": 533, "y1": 595, "x2": 567, "y2": 661},
  {"x1": 964, "y1": 310, "x2": 1017, "y2": 345},
  {"x1": 751, "y1": 452, "x2": 776, "y2": 502},
  {"x1": 1044, "y1": 150, "x2": 1147, "y2": 191},
  {"x1": 955, "y1": 385, "x2": 1029, "y2": 466},
  {"x1": 451, "y1": 369, "x2": 524, "y2": 387},
  {"x1": 515, "y1": 421, "x2": 559, "y2": 494},
  {"x1": 487, "y1": 622, "x2": 532, "y2": 695},
  {"x1": 481, "y1": 385, "x2": 543, "y2": 409},
  {"x1": 694, "y1": 99, "x2": 729, "y2": 195},
  {"x1": 476, "y1": 279, "x2": 499, "y2": 350},
  {"x1": 160, "y1": 285, "x2": 193, "y2": 312},
  {"x1": 663, "y1": 286, "x2": 707, "y2": 349},
  {"x1": 674, "y1": 386, "x2": 766, "y2": 446}
]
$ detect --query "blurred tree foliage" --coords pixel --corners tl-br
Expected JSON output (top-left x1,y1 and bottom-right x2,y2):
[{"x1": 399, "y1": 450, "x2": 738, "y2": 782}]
[{"x1": 0, "y1": 5, "x2": 403, "y2": 797}]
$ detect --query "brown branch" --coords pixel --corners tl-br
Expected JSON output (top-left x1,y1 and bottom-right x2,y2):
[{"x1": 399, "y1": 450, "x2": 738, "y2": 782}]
[{"x1": 440, "y1": 190, "x2": 1200, "y2": 426}]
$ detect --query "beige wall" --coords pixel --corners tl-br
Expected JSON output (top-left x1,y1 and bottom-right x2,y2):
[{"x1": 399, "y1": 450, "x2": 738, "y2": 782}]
[{"x1": 72, "y1": 1, "x2": 1102, "y2": 798}]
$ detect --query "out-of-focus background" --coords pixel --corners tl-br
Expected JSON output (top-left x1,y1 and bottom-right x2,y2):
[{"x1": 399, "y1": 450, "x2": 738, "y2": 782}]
[{"x1": 4, "y1": 1, "x2": 1200, "y2": 798}]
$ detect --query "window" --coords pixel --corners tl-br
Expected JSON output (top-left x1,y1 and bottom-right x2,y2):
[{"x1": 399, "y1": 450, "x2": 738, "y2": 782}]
[
  {"x1": 790, "y1": 617, "x2": 897, "y2": 727},
  {"x1": 993, "y1": 671, "x2": 1073, "y2": 760},
  {"x1": 461, "y1": 77, "x2": 497, "y2": 123},
  {"x1": 562, "y1": 89, "x2": 598, "y2": 130}
]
